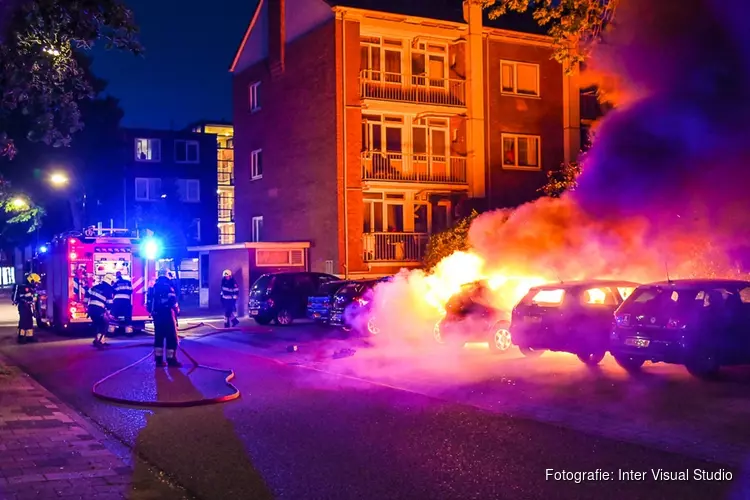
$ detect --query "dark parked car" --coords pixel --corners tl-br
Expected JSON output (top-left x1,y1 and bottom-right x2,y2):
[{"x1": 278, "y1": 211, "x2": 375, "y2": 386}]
[
  {"x1": 610, "y1": 279, "x2": 750, "y2": 378},
  {"x1": 329, "y1": 277, "x2": 391, "y2": 334},
  {"x1": 433, "y1": 280, "x2": 513, "y2": 353},
  {"x1": 511, "y1": 280, "x2": 639, "y2": 365},
  {"x1": 307, "y1": 280, "x2": 349, "y2": 323},
  {"x1": 248, "y1": 272, "x2": 339, "y2": 325}
]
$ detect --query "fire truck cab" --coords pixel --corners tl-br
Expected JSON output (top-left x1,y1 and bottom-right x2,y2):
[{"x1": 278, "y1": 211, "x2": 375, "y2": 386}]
[{"x1": 42, "y1": 227, "x2": 158, "y2": 332}]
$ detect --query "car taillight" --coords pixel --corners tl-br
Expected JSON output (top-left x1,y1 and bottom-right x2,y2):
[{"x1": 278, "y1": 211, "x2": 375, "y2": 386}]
[
  {"x1": 323, "y1": 300, "x2": 330, "y2": 307},
  {"x1": 307, "y1": 300, "x2": 312, "y2": 308},
  {"x1": 666, "y1": 318, "x2": 686, "y2": 329},
  {"x1": 615, "y1": 313, "x2": 631, "y2": 327},
  {"x1": 355, "y1": 297, "x2": 368, "y2": 306}
]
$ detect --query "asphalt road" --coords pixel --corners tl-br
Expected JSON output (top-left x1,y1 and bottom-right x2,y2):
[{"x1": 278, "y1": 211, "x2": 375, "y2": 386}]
[{"x1": 0, "y1": 318, "x2": 747, "y2": 500}]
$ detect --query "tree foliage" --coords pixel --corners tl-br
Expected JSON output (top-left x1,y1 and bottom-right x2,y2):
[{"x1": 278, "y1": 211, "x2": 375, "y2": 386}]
[
  {"x1": 0, "y1": 0, "x2": 141, "y2": 158},
  {"x1": 539, "y1": 161, "x2": 583, "y2": 198},
  {"x1": 0, "y1": 179, "x2": 46, "y2": 234},
  {"x1": 480, "y1": 0, "x2": 615, "y2": 73},
  {"x1": 423, "y1": 210, "x2": 479, "y2": 270}
]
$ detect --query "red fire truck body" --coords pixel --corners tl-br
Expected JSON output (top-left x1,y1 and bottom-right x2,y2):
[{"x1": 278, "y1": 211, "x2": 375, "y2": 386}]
[{"x1": 44, "y1": 229, "x2": 157, "y2": 331}]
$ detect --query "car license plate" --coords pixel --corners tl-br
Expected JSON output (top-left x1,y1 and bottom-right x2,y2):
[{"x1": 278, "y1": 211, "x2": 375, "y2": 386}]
[
  {"x1": 625, "y1": 337, "x2": 650, "y2": 348},
  {"x1": 526, "y1": 317, "x2": 542, "y2": 324},
  {"x1": 331, "y1": 313, "x2": 341, "y2": 321},
  {"x1": 250, "y1": 309, "x2": 259, "y2": 316}
]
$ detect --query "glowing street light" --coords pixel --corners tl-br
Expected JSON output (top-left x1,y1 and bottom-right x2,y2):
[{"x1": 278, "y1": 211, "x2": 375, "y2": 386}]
[{"x1": 49, "y1": 172, "x2": 69, "y2": 187}]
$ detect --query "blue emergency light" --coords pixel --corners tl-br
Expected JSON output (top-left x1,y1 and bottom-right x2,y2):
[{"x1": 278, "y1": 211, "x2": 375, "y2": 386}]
[
  {"x1": 141, "y1": 237, "x2": 161, "y2": 260},
  {"x1": 38, "y1": 245, "x2": 48, "y2": 253}
]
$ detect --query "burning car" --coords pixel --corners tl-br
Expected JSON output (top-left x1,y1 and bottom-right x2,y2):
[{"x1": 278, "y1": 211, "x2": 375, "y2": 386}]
[
  {"x1": 329, "y1": 277, "x2": 391, "y2": 334},
  {"x1": 610, "y1": 279, "x2": 750, "y2": 378},
  {"x1": 307, "y1": 280, "x2": 349, "y2": 323},
  {"x1": 433, "y1": 280, "x2": 513, "y2": 353},
  {"x1": 511, "y1": 280, "x2": 639, "y2": 365}
]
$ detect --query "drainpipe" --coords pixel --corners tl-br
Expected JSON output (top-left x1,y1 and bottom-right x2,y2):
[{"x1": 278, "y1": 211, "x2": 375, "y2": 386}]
[
  {"x1": 341, "y1": 11, "x2": 350, "y2": 279},
  {"x1": 463, "y1": 0, "x2": 486, "y2": 200}
]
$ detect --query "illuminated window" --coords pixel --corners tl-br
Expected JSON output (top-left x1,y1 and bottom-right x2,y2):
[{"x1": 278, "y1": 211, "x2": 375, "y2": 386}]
[
  {"x1": 175, "y1": 140, "x2": 200, "y2": 163},
  {"x1": 135, "y1": 138, "x2": 161, "y2": 162},
  {"x1": 134, "y1": 178, "x2": 162, "y2": 201},
  {"x1": 219, "y1": 224, "x2": 235, "y2": 245},
  {"x1": 250, "y1": 149, "x2": 263, "y2": 180},
  {"x1": 176, "y1": 179, "x2": 200, "y2": 202},
  {"x1": 251, "y1": 216, "x2": 263, "y2": 242},
  {"x1": 502, "y1": 134, "x2": 540, "y2": 170},
  {"x1": 500, "y1": 61, "x2": 540, "y2": 97},
  {"x1": 249, "y1": 81, "x2": 261, "y2": 112}
]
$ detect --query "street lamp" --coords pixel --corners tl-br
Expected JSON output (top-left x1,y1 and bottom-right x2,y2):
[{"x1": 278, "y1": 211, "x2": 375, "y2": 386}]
[
  {"x1": 47, "y1": 169, "x2": 86, "y2": 229},
  {"x1": 49, "y1": 172, "x2": 69, "y2": 187},
  {"x1": 11, "y1": 197, "x2": 29, "y2": 209}
]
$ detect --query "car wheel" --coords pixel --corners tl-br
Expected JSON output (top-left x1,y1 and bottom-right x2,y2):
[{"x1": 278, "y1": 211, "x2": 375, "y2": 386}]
[
  {"x1": 577, "y1": 350, "x2": 606, "y2": 366},
  {"x1": 275, "y1": 309, "x2": 293, "y2": 326},
  {"x1": 613, "y1": 354, "x2": 646, "y2": 372},
  {"x1": 685, "y1": 351, "x2": 720, "y2": 379},
  {"x1": 489, "y1": 325, "x2": 512, "y2": 353},
  {"x1": 519, "y1": 346, "x2": 544, "y2": 358},
  {"x1": 253, "y1": 316, "x2": 272, "y2": 326},
  {"x1": 366, "y1": 316, "x2": 380, "y2": 335}
]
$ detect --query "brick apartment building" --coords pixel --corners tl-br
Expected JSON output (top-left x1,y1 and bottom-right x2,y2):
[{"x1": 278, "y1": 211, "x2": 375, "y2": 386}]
[{"x1": 230, "y1": 0, "x2": 581, "y2": 278}]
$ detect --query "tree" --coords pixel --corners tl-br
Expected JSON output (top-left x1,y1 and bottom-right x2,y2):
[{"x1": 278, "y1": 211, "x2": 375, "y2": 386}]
[
  {"x1": 423, "y1": 210, "x2": 479, "y2": 270},
  {"x1": 480, "y1": 0, "x2": 617, "y2": 73},
  {"x1": 539, "y1": 161, "x2": 583, "y2": 198},
  {"x1": 0, "y1": 0, "x2": 141, "y2": 158}
]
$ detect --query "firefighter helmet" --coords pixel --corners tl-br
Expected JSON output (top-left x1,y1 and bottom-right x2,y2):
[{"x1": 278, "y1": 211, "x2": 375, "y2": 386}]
[
  {"x1": 26, "y1": 273, "x2": 41, "y2": 284},
  {"x1": 222, "y1": 269, "x2": 232, "y2": 278},
  {"x1": 102, "y1": 274, "x2": 115, "y2": 286}
]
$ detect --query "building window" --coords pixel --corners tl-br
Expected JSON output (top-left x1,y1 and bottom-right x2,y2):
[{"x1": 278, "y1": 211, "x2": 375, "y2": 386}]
[
  {"x1": 219, "y1": 224, "x2": 235, "y2": 245},
  {"x1": 134, "y1": 178, "x2": 162, "y2": 201},
  {"x1": 360, "y1": 37, "x2": 403, "y2": 83},
  {"x1": 135, "y1": 138, "x2": 161, "y2": 162},
  {"x1": 250, "y1": 149, "x2": 263, "y2": 180},
  {"x1": 251, "y1": 216, "x2": 263, "y2": 242},
  {"x1": 175, "y1": 140, "x2": 200, "y2": 163},
  {"x1": 249, "y1": 81, "x2": 261, "y2": 112},
  {"x1": 501, "y1": 134, "x2": 541, "y2": 170},
  {"x1": 500, "y1": 61, "x2": 540, "y2": 97},
  {"x1": 411, "y1": 42, "x2": 447, "y2": 87},
  {"x1": 175, "y1": 179, "x2": 200, "y2": 202}
]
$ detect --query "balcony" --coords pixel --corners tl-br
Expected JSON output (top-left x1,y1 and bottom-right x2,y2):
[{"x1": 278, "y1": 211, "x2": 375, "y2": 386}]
[
  {"x1": 218, "y1": 171, "x2": 234, "y2": 186},
  {"x1": 362, "y1": 232, "x2": 428, "y2": 263},
  {"x1": 361, "y1": 152, "x2": 467, "y2": 184},
  {"x1": 218, "y1": 208, "x2": 234, "y2": 223},
  {"x1": 360, "y1": 70, "x2": 466, "y2": 107}
]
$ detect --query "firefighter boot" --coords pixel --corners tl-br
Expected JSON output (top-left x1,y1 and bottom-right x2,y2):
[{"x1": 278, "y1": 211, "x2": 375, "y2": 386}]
[
  {"x1": 24, "y1": 330, "x2": 37, "y2": 343},
  {"x1": 154, "y1": 348, "x2": 165, "y2": 367},
  {"x1": 17, "y1": 329, "x2": 25, "y2": 344},
  {"x1": 224, "y1": 318, "x2": 230, "y2": 328},
  {"x1": 166, "y1": 350, "x2": 182, "y2": 368},
  {"x1": 231, "y1": 316, "x2": 240, "y2": 327}
]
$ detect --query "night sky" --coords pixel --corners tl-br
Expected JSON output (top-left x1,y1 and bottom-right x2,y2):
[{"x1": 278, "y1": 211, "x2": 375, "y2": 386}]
[{"x1": 91, "y1": 0, "x2": 256, "y2": 130}]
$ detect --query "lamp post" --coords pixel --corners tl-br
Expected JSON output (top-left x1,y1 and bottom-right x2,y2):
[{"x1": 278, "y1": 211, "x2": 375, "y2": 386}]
[
  {"x1": 48, "y1": 170, "x2": 86, "y2": 229},
  {"x1": 11, "y1": 197, "x2": 41, "y2": 273}
]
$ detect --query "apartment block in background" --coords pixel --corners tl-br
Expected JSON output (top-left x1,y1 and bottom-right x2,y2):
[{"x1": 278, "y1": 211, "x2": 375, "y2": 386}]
[
  {"x1": 230, "y1": 0, "x2": 580, "y2": 277},
  {"x1": 191, "y1": 122, "x2": 237, "y2": 244}
]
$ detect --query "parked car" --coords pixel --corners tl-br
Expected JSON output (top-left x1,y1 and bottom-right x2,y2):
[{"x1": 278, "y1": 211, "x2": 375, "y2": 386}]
[
  {"x1": 610, "y1": 279, "x2": 750, "y2": 378},
  {"x1": 307, "y1": 280, "x2": 349, "y2": 324},
  {"x1": 329, "y1": 277, "x2": 391, "y2": 334},
  {"x1": 248, "y1": 272, "x2": 339, "y2": 325},
  {"x1": 511, "y1": 280, "x2": 640, "y2": 365},
  {"x1": 433, "y1": 280, "x2": 513, "y2": 353}
]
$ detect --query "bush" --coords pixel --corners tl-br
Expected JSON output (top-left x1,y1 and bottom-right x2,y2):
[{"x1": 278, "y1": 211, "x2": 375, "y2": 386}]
[{"x1": 423, "y1": 210, "x2": 479, "y2": 270}]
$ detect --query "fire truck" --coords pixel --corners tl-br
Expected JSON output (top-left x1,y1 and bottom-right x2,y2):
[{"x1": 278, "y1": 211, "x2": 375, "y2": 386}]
[{"x1": 41, "y1": 227, "x2": 159, "y2": 332}]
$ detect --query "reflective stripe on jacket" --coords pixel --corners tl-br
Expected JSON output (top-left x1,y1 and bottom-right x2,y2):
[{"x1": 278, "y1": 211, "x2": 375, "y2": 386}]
[
  {"x1": 220, "y1": 279, "x2": 239, "y2": 300},
  {"x1": 113, "y1": 279, "x2": 133, "y2": 302}
]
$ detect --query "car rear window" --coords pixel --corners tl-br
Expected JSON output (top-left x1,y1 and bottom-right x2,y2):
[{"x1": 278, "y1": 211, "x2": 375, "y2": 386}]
[
  {"x1": 522, "y1": 288, "x2": 565, "y2": 306},
  {"x1": 250, "y1": 275, "x2": 273, "y2": 297},
  {"x1": 621, "y1": 286, "x2": 706, "y2": 315},
  {"x1": 581, "y1": 287, "x2": 619, "y2": 305},
  {"x1": 319, "y1": 281, "x2": 345, "y2": 295},
  {"x1": 337, "y1": 283, "x2": 364, "y2": 297}
]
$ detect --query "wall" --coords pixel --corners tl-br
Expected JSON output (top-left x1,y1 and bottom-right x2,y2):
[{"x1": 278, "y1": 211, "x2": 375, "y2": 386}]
[
  {"x1": 233, "y1": 21, "x2": 339, "y2": 273},
  {"x1": 485, "y1": 39, "x2": 565, "y2": 209}
]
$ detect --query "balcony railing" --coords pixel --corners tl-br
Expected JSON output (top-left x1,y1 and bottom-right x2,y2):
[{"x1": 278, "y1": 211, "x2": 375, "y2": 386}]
[
  {"x1": 360, "y1": 70, "x2": 466, "y2": 107},
  {"x1": 362, "y1": 232, "x2": 428, "y2": 262},
  {"x1": 218, "y1": 208, "x2": 234, "y2": 223},
  {"x1": 361, "y1": 152, "x2": 467, "y2": 184}
]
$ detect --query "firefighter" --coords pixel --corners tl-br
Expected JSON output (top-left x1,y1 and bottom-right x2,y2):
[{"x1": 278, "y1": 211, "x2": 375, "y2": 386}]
[
  {"x1": 112, "y1": 271, "x2": 134, "y2": 335},
  {"x1": 12, "y1": 273, "x2": 40, "y2": 343},
  {"x1": 88, "y1": 274, "x2": 115, "y2": 347},
  {"x1": 220, "y1": 269, "x2": 240, "y2": 328},
  {"x1": 148, "y1": 272, "x2": 181, "y2": 367}
]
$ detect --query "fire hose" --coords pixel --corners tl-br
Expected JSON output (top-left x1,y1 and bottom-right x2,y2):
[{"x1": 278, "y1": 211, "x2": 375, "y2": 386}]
[{"x1": 91, "y1": 322, "x2": 241, "y2": 407}]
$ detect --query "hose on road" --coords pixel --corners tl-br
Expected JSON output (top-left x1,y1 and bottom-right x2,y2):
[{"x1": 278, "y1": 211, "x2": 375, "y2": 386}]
[{"x1": 92, "y1": 322, "x2": 241, "y2": 408}]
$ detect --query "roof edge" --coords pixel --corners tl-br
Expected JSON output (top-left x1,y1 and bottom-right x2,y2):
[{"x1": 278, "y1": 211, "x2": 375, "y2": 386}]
[{"x1": 229, "y1": 0, "x2": 266, "y2": 73}]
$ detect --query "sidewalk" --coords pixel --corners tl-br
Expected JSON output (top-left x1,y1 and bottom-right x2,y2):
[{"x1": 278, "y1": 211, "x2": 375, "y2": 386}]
[{"x1": 0, "y1": 358, "x2": 190, "y2": 500}]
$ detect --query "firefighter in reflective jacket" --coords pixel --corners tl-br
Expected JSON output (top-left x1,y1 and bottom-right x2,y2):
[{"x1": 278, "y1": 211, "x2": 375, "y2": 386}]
[
  {"x1": 112, "y1": 271, "x2": 134, "y2": 334},
  {"x1": 88, "y1": 274, "x2": 115, "y2": 347},
  {"x1": 148, "y1": 273, "x2": 181, "y2": 367},
  {"x1": 13, "y1": 273, "x2": 40, "y2": 343},
  {"x1": 221, "y1": 269, "x2": 240, "y2": 328}
]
